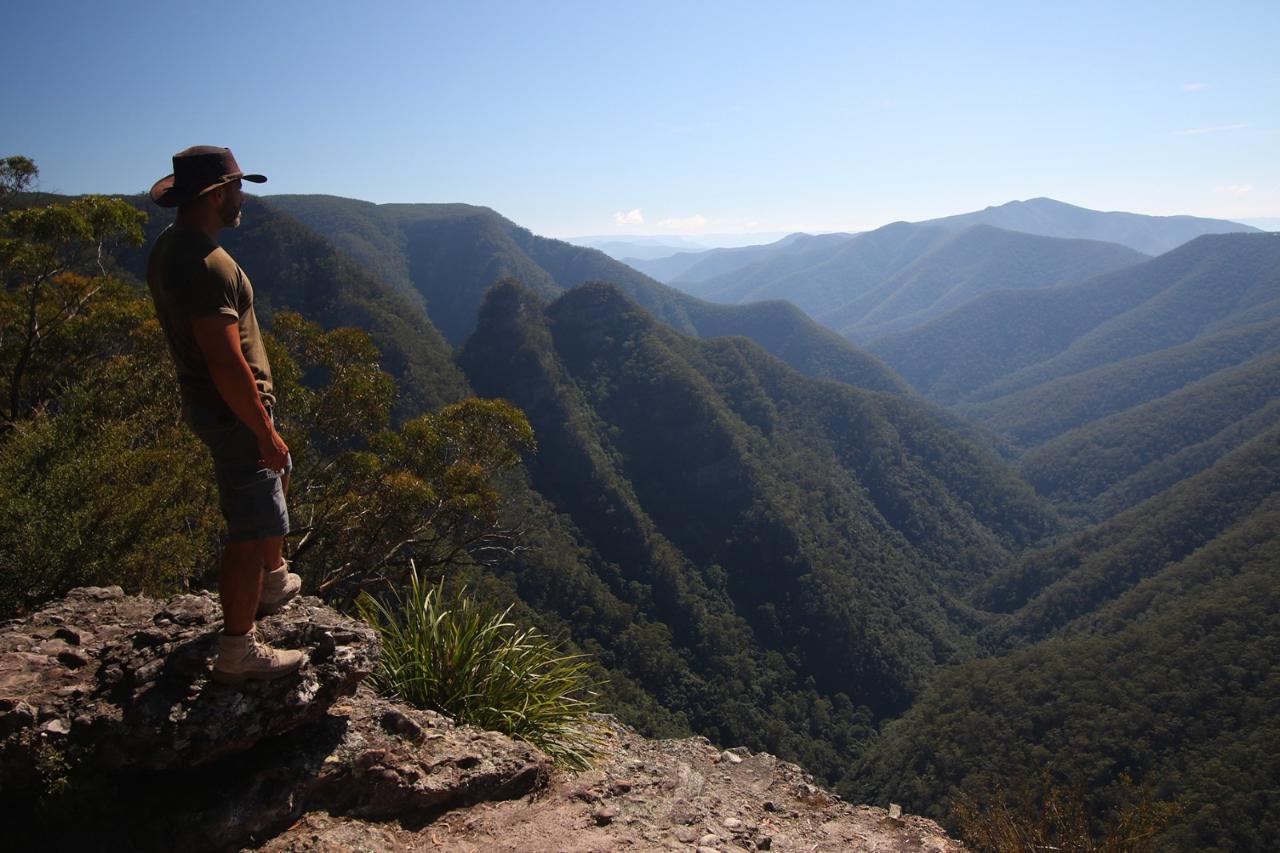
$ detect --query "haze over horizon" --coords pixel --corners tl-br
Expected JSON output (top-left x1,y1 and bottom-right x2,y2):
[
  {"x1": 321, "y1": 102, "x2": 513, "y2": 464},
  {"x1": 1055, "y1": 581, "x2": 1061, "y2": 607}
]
[{"x1": 5, "y1": 0, "x2": 1278, "y2": 239}]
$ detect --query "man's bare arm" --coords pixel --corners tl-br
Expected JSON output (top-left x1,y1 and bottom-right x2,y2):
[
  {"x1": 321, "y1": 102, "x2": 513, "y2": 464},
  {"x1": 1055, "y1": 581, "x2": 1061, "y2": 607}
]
[{"x1": 191, "y1": 314, "x2": 289, "y2": 470}]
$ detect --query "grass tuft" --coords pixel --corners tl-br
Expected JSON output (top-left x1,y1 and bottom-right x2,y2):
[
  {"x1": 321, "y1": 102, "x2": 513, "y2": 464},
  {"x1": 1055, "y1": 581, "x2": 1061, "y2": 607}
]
[{"x1": 357, "y1": 568, "x2": 608, "y2": 770}]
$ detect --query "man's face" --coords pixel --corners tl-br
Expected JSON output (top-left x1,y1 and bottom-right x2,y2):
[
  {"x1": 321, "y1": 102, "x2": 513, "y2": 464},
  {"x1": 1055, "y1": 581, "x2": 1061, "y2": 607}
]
[{"x1": 217, "y1": 179, "x2": 243, "y2": 228}]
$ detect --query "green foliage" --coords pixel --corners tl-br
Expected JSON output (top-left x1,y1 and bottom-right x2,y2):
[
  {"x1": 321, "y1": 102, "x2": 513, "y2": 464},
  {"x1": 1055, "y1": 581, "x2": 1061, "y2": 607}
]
[
  {"x1": 110, "y1": 192, "x2": 540, "y2": 611},
  {"x1": 0, "y1": 177, "x2": 218, "y2": 614},
  {"x1": 358, "y1": 568, "x2": 607, "y2": 769},
  {"x1": 0, "y1": 155, "x2": 38, "y2": 202},
  {"x1": 0, "y1": 192, "x2": 146, "y2": 421},
  {"x1": 267, "y1": 311, "x2": 535, "y2": 602},
  {"x1": 0, "y1": 189, "x2": 532, "y2": 619},
  {"x1": 0, "y1": 313, "x2": 223, "y2": 615},
  {"x1": 271, "y1": 310, "x2": 396, "y2": 452}
]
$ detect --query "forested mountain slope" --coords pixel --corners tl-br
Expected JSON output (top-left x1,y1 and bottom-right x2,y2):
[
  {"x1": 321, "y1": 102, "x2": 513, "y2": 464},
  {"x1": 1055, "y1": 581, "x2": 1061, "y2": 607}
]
[
  {"x1": 957, "y1": 318, "x2": 1280, "y2": 451},
  {"x1": 265, "y1": 195, "x2": 908, "y2": 394},
  {"x1": 676, "y1": 223, "x2": 1142, "y2": 341},
  {"x1": 821, "y1": 226, "x2": 1146, "y2": 342},
  {"x1": 819, "y1": 227, "x2": 1280, "y2": 851},
  {"x1": 974, "y1": 421, "x2": 1280, "y2": 640},
  {"x1": 917, "y1": 196, "x2": 1260, "y2": 255},
  {"x1": 623, "y1": 232, "x2": 825, "y2": 285},
  {"x1": 686, "y1": 223, "x2": 950, "y2": 314},
  {"x1": 114, "y1": 195, "x2": 470, "y2": 416},
  {"x1": 1016, "y1": 349, "x2": 1280, "y2": 518},
  {"x1": 871, "y1": 232, "x2": 1280, "y2": 405},
  {"x1": 855, "y1": 421, "x2": 1280, "y2": 851},
  {"x1": 967, "y1": 233, "x2": 1280, "y2": 403},
  {"x1": 860, "y1": 233, "x2": 1280, "y2": 527},
  {"x1": 460, "y1": 280, "x2": 1055, "y2": 766}
]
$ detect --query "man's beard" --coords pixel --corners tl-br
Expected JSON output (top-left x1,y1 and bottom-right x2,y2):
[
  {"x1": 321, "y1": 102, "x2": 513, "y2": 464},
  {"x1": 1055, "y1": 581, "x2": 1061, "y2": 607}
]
[{"x1": 219, "y1": 196, "x2": 242, "y2": 228}]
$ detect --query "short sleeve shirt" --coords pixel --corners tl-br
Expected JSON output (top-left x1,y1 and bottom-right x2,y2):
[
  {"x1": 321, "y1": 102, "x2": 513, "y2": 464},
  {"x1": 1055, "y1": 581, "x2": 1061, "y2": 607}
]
[{"x1": 146, "y1": 225, "x2": 275, "y2": 411}]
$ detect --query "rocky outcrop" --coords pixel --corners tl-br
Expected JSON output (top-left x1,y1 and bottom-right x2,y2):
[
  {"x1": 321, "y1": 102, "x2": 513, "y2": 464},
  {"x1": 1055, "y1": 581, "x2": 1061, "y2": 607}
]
[
  {"x1": 1, "y1": 587, "x2": 961, "y2": 851},
  {"x1": 123, "y1": 686, "x2": 552, "y2": 850},
  {"x1": 0, "y1": 587, "x2": 551, "y2": 851},
  {"x1": 0, "y1": 586, "x2": 377, "y2": 788}
]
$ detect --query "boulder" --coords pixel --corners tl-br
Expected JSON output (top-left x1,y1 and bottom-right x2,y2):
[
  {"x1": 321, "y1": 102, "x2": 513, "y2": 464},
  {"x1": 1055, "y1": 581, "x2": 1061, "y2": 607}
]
[
  {"x1": 116, "y1": 686, "x2": 551, "y2": 851},
  {"x1": 0, "y1": 585, "x2": 377, "y2": 791}
]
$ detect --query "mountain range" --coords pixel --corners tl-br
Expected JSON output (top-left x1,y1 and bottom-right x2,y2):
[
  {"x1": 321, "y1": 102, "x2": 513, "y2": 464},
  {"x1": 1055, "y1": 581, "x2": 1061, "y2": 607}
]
[
  {"x1": 626, "y1": 197, "x2": 1256, "y2": 288},
  {"x1": 264, "y1": 195, "x2": 908, "y2": 394},
  {"x1": 99, "y1": 190, "x2": 1280, "y2": 849},
  {"x1": 917, "y1": 196, "x2": 1261, "y2": 256}
]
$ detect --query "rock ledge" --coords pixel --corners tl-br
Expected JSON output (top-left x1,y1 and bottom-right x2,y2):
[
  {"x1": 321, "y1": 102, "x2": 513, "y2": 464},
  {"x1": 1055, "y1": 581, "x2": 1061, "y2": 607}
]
[{"x1": 1, "y1": 587, "x2": 961, "y2": 852}]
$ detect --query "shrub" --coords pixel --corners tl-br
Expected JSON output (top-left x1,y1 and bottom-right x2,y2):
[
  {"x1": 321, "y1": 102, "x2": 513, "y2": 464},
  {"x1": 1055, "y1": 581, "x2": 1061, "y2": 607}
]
[
  {"x1": 357, "y1": 567, "x2": 607, "y2": 769},
  {"x1": 950, "y1": 771, "x2": 1181, "y2": 852}
]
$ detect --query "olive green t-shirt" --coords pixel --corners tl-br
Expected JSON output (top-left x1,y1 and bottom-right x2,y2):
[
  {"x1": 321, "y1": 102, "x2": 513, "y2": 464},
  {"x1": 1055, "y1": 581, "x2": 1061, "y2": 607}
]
[{"x1": 146, "y1": 225, "x2": 275, "y2": 411}]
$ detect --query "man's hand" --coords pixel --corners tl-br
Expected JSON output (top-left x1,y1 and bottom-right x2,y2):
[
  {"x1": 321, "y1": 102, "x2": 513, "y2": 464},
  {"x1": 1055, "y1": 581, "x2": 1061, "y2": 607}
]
[{"x1": 258, "y1": 424, "x2": 290, "y2": 473}]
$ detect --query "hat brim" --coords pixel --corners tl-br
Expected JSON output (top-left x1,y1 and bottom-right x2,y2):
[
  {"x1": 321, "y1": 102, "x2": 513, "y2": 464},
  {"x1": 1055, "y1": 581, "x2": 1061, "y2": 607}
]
[{"x1": 149, "y1": 172, "x2": 267, "y2": 208}]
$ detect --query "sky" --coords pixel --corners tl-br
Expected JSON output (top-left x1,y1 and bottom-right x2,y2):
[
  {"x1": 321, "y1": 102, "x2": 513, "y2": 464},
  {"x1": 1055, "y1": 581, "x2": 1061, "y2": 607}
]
[{"x1": 5, "y1": 0, "x2": 1278, "y2": 241}]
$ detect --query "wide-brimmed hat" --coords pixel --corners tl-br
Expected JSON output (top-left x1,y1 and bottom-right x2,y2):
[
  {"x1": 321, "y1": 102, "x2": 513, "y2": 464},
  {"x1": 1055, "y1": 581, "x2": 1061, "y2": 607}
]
[{"x1": 150, "y1": 146, "x2": 266, "y2": 208}]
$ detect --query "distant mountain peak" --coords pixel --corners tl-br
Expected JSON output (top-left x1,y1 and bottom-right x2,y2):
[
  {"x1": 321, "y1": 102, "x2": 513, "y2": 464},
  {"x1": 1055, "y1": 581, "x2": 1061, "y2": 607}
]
[{"x1": 918, "y1": 198, "x2": 1257, "y2": 255}]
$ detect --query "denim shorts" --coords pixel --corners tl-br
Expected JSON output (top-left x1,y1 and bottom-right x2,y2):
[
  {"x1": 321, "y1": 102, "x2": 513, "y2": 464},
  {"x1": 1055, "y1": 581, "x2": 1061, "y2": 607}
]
[{"x1": 185, "y1": 405, "x2": 292, "y2": 543}]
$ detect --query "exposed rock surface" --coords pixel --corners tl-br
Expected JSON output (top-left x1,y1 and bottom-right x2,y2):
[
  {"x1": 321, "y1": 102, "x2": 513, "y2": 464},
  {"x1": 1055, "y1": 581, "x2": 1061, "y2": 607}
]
[
  {"x1": 262, "y1": 721, "x2": 966, "y2": 852},
  {"x1": 0, "y1": 585, "x2": 377, "y2": 789},
  {"x1": 0, "y1": 588, "x2": 549, "y2": 851},
  {"x1": 2, "y1": 587, "x2": 962, "y2": 852},
  {"x1": 127, "y1": 686, "x2": 552, "y2": 850}
]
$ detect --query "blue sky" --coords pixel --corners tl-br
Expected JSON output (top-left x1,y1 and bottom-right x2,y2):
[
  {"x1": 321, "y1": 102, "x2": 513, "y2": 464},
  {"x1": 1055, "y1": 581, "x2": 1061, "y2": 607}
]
[{"x1": 5, "y1": 1, "x2": 1278, "y2": 239}]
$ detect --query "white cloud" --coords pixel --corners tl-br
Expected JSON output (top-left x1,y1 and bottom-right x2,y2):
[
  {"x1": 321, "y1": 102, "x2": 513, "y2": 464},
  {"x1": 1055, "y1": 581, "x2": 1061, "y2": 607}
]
[
  {"x1": 612, "y1": 208, "x2": 644, "y2": 225},
  {"x1": 656, "y1": 214, "x2": 708, "y2": 232},
  {"x1": 1172, "y1": 123, "x2": 1249, "y2": 136},
  {"x1": 1214, "y1": 183, "x2": 1255, "y2": 196},
  {"x1": 1182, "y1": 82, "x2": 1208, "y2": 92}
]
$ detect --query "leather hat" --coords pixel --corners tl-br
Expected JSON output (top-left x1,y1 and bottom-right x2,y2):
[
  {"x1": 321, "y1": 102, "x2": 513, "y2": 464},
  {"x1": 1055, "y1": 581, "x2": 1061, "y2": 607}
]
[{"x1": 150, "y1": 146, "x2": 266, "y2": 208}]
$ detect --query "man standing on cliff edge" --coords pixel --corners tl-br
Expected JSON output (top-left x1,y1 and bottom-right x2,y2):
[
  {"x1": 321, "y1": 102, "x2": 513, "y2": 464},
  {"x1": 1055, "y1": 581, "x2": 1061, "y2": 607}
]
[{"x1": 147, "y1": 146, "x2": 303, "y2": 683}]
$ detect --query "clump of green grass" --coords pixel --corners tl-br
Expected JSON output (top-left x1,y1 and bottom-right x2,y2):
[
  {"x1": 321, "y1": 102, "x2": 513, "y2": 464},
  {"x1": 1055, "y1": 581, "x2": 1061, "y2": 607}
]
[{"x1": 357, "y1": 569, "x2": 607, "y2": 770}]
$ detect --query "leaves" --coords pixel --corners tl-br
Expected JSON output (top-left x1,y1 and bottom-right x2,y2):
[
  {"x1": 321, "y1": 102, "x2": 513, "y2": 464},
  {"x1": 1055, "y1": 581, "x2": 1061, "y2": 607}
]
[
  {"x1": 358, "y1": 567, "x2": 607, "y2": 769},
  {"x1": 0, "y1": 194, "x2": 146, "y2": 421}
]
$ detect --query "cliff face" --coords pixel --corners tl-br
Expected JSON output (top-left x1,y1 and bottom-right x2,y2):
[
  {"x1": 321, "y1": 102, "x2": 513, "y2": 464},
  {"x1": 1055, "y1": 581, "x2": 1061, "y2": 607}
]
[{"x1": 0, "y1": 588, "x2": 964, "y2": 852}]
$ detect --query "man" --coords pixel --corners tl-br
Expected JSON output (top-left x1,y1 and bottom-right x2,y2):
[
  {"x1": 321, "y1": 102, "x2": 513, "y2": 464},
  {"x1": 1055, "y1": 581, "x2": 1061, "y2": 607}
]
[{"x1": 147, "y1": 146, "x2": 303, "y2": 683}]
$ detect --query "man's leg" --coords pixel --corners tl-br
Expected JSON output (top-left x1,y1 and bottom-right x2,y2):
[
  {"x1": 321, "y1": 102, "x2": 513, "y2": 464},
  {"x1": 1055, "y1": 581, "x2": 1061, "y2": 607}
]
[
  {"x1": 262, "y1": 533, "x2": 285, "y2": 575},
  {"x1": 258, "y1": 532, "x2": 301, "y2": 616},
  {"x1": 214, "y1": 534, "x2": 303, "y2": 683},
  {"x1": 219, "y1": 539, "x2": 265, "y2": 636},
  {"x1": 198, "y1": 411, "x2": 303, "y2": 682}
]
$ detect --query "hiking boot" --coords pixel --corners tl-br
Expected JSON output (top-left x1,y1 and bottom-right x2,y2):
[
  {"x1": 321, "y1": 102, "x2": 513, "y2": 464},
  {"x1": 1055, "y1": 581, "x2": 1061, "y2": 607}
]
[
  {"x1": 257, "y1": 560, "x2": 302, "y2": 617},
  {"x1": 211, "y1": 630, "x2": 304, "y2": 684}
]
